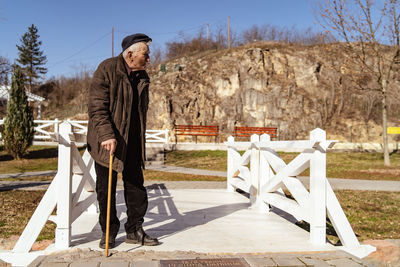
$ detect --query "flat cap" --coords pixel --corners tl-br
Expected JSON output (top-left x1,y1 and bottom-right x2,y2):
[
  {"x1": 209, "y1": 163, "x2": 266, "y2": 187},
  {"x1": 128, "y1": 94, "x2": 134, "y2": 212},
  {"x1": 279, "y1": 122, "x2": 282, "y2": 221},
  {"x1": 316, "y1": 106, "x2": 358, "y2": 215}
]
[{"x1": 121, "y1": 33, "x2": 152, "y2": 51}]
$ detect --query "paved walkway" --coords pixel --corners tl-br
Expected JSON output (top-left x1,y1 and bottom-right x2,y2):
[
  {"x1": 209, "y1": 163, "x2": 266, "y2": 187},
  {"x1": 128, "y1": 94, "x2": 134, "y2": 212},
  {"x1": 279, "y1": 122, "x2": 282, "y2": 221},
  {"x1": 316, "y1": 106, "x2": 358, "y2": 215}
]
[
  {"x1": 0, "y1": 170, "x2": 57, "y2": 179},
  {"x1": 1, "y1": 165, "x2": 400, "y2": 192}
]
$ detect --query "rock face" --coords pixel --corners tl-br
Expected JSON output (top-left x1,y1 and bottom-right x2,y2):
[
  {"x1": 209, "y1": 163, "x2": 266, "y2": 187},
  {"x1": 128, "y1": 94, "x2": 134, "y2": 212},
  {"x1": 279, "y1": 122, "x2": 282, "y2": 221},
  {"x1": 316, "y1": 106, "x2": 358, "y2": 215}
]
[{"x1": 147, "y1": 42, "x2": 400, "y2": 142}]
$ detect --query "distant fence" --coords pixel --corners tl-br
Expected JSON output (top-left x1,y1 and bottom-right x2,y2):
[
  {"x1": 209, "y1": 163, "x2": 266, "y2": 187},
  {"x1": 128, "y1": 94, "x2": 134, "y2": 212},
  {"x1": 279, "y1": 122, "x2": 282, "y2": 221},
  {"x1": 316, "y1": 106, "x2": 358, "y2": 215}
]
[{"x1": 0, "y1": 119, "x2": 169, "y2": 144}]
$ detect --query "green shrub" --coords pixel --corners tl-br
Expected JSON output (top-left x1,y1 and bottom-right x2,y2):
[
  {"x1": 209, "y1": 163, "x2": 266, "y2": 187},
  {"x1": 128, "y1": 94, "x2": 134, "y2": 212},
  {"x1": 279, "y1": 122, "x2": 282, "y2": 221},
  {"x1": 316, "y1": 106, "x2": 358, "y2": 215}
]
[{"x1": 2, "y1": 66, "x2": 34, "y2": 159}]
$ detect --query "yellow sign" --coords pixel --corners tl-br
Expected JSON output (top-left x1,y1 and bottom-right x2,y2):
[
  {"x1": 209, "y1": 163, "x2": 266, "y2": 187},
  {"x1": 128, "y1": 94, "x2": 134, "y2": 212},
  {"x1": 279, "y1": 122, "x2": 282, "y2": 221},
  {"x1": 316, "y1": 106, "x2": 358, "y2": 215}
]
[{"x1": 388, "y1": 127, "x2": 400, "y2": 134}]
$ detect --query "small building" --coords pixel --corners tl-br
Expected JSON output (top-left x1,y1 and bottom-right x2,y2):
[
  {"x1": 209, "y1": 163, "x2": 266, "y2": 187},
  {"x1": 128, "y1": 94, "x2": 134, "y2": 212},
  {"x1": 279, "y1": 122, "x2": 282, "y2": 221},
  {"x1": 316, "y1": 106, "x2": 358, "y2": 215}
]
[{"x1": 0, "y1": 85, "x2": 45, "y2": 118}]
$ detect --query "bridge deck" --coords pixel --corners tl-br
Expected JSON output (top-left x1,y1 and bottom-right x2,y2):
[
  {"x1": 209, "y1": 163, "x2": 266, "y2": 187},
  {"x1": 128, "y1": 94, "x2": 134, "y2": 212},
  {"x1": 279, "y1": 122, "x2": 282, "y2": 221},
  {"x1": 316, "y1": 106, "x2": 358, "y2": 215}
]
[{"x1": 69, "y1": 187, "x2": 337, "y2": 253}]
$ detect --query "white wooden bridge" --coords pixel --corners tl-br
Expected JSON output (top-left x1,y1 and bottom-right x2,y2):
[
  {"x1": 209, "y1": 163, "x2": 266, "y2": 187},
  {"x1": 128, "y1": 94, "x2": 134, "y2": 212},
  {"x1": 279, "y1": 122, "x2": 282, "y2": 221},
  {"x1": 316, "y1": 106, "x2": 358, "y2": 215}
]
[{"x1": 0, "y1": 122, "x2": 375, "y2": 266}]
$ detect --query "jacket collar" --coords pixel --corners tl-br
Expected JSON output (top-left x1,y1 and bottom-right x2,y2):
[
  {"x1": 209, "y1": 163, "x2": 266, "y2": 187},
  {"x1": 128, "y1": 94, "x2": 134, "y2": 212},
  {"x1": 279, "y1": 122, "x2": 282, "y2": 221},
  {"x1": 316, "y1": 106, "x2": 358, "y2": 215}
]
[
  {"x1": 116, "y1": 54, "x2": 149, "y2": 78},
  {"x1": 116, "y1": 53, "x2": 150, "y2": 95},
  {"x1": 116, "y1": 53, "x2": 129, "y2": 78}
]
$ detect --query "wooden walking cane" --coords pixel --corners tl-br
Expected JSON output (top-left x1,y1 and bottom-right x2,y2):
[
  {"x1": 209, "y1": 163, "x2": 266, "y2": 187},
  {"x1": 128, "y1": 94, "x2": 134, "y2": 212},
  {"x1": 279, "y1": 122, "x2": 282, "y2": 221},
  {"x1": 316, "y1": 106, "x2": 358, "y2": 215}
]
[{"x1": 105, "y1": 153, "x2": 113, "y2": 257}]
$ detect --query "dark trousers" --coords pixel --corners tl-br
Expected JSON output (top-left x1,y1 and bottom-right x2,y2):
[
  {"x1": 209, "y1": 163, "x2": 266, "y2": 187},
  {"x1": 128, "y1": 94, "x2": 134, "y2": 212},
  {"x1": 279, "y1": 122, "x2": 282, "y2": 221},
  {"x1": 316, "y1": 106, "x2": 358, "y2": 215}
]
[{"x1": 95, "y1": 141, "x2": 148, "y2": 235}]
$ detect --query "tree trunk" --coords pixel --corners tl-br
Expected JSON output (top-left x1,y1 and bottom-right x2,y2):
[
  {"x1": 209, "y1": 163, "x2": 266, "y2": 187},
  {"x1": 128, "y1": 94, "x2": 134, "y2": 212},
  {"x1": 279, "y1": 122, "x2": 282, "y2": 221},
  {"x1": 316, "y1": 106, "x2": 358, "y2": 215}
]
[{"x1": 382, "y1": 79, "x2": 390, "y2": 166}]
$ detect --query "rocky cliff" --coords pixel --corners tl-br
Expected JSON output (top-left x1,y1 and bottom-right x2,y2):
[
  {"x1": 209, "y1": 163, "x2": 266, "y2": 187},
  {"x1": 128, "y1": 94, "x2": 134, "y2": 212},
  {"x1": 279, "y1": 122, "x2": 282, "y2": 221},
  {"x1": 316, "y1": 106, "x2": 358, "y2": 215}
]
[{"x1": 147, "y1": 42, "x2": 400, "y2": 142}]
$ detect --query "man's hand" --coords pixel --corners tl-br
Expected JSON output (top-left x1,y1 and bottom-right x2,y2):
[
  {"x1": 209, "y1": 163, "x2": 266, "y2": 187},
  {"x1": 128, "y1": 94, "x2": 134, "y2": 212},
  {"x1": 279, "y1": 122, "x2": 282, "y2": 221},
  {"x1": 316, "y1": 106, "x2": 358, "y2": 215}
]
[{"x1": 101, "y1": 139, "x2": 117, "y2": 155}]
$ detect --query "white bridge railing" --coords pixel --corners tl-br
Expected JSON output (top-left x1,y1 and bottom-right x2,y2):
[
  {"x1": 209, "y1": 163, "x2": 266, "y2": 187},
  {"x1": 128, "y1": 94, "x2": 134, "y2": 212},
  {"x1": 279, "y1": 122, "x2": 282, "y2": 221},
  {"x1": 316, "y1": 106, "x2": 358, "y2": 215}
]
[
  {"x1": 12, "y1": 122, "x2": 97, "y2": 252},
  {"x1": 225, "y1": 128, "x2": 375, "y2": 258},
  {"x1": 10, "y1": 121, "x2": 169, "y2": 254},
  {"x1": 0, "y1": 119, "x2": 169, "y2": 144},
  {"x1": 7, "y1": 125, "x2": 374, "y2": 259}
]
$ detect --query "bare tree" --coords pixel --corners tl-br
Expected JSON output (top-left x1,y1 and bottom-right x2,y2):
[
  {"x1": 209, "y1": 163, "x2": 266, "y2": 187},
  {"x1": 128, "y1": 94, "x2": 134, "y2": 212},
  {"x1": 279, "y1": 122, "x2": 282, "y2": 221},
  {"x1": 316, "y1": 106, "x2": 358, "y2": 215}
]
[
  {"x1": 241, "y1": 25, "x2": 268, "y2": 43},
  {"x1": 316, "y1": 0, "x2": 400, "y2": 166},
  {"x1": 150, "y1": 44, "x2": 164, "y2": 66},
  {"x1": 240, "y1": 24, "x2": 335, "y2": 45},
  {"x1": 0, "y1": 55, "x2": 11, "y2": 85}
]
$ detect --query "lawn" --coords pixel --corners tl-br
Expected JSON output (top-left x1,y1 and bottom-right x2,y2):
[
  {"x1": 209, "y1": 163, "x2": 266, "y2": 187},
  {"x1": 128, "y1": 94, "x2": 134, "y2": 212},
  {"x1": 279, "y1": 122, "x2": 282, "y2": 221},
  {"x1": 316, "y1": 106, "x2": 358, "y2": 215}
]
[
  {"x1": 0, "y1": 146, "x2": 59, "y2": 174},
  {"x1": 335, "y1": 190, "x2": 400, "y2": 241},
  {"x1": 166, "y1": 150, "x2": 400, "y2": 180}
]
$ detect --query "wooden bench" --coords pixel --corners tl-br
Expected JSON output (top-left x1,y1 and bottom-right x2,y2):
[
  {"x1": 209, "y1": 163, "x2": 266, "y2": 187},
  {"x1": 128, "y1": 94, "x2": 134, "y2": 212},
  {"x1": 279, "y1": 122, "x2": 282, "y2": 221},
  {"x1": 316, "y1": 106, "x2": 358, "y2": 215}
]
[
  {"x1": 174, "y1": 125, "x2": 219, "y2": 143},
  {"x1": 234, "y1": 126, "x2": 278, "y2": 139}
]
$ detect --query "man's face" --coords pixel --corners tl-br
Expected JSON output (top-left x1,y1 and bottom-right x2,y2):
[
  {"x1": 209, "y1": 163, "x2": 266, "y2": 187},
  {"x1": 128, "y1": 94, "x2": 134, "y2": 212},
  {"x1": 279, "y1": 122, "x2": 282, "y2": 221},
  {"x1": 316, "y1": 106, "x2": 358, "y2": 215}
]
[{"x1": 127, "y1": 43, "x2": 150, "y2": 71}]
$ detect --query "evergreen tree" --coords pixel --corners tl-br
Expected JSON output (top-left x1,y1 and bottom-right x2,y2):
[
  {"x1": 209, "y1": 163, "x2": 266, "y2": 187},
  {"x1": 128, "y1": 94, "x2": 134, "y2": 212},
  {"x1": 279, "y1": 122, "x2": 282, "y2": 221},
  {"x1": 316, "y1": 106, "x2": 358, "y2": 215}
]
[
  {"x1": 2, "y1": 65, "x2": 35, "y2": 160},
  {"x1": 16, "y1": 24, "x2": 47, "y2": 90}
]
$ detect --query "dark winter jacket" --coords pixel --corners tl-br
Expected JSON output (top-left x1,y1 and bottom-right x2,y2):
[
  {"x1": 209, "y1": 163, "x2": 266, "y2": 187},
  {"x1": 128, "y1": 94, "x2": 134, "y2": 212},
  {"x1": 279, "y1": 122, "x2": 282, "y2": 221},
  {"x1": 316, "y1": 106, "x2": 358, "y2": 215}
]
[{"x1": 87, "y1": 54, "x2": 149, "y2": 172}]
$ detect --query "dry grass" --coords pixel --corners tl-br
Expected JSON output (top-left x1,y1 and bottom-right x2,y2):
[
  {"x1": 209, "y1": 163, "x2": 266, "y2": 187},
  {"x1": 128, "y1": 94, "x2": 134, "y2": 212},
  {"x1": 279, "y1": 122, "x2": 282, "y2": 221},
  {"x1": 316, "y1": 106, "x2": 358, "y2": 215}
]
[
  {"x1": 295, "y1": 190, "x2": 400, "y2": 244},
  {"x1": 143, "y1": 170, "x2": 224, "y2": 181},
  {"x1": 335, "y1": 190, "x2": 400, "y2": 241},
  {"x1": 0, "y1": 191, "x2": 56, "y2": 240},
  {"x1": 167, "y1": 150, "x2": 400, "y2": 181},
  {"x1": 278, "y1": 152, "x2": 400, "y2": 180},
  {"x1": 165, "y1": 150, "x2": 227, "y2": 171},
  {"x1": 327, "y1": 152, "x2": 400, "y2": 180}
]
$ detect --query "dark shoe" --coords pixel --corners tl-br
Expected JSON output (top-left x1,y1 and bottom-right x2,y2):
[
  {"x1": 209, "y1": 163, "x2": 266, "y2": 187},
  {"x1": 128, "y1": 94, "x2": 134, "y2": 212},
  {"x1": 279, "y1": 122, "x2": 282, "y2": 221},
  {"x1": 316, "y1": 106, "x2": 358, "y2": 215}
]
[
  {"x1": 99, "y1": 233, "x2": 116, "y2": 249},
  {"x1": 126, "y1": 227, "x2": 159, "y2": 246}
]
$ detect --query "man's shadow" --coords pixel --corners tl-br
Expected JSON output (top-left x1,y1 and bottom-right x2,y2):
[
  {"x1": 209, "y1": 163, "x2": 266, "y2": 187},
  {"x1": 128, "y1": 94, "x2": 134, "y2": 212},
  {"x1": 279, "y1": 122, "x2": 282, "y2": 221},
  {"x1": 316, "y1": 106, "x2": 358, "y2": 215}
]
[{"x1": 70, "y1": 183, "x2": 248, "y2": 249}]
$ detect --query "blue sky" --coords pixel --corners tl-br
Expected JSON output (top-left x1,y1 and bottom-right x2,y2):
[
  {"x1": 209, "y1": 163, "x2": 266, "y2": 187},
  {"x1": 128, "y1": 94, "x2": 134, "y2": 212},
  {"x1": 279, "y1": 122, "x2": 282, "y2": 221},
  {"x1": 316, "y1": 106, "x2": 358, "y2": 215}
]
[{"x1": 0, "y1": 0, "x2": 318, "y2": 79}]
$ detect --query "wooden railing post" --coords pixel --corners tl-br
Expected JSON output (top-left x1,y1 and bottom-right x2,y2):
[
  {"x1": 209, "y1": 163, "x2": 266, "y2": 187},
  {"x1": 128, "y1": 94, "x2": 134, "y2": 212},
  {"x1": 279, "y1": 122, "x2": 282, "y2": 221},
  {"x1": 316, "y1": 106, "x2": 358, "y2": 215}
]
[
  {"x1": 259, "y1": 134, "x2": 271, "y2": 187},
  {"x1": 54, "y1": 118, "x2": 59, "y2": 135},
  {"x1": 226, "y1": 136, "x2": 235, "y2": 192},
  {"x1": 310, "y1": 128, "x2": 327, "y2": 246},
  {"x1": 55, "y1": 122, "x2": 73, "y2": 249},
  {"x1": 258, "y1": 134, "x2": 271, "y2": 212},
  {"x1": 250, "y1": 134, "x2": 260, "y2": 206}
]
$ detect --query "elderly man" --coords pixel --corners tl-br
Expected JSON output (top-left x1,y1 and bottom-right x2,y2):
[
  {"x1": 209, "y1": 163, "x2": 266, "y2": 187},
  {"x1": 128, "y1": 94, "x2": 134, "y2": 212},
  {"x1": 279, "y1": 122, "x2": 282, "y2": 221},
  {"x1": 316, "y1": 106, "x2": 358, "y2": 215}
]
[{"x1": 87, "y1": 33, "x2": 159, "y2": 249}]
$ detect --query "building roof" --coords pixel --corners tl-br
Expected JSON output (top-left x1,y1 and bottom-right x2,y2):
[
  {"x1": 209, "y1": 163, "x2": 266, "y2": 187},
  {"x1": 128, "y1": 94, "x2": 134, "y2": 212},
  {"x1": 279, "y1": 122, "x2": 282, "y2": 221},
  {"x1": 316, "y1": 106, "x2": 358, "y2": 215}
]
[{"x1": 0, "y1": 85, "x2": 45, "y2": 102}]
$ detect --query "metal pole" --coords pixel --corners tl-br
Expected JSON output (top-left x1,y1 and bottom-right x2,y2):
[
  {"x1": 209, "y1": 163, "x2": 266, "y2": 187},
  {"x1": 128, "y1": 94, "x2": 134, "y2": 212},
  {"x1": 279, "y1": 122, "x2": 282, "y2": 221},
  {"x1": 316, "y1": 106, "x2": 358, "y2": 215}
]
[
  {"x1": 350, "y1": 125, "x2": 352, "y2": 143},
  {"x1": 112, "y1": 27, "x2": 114, "y2": 57},
  {"x1": 207, "y1": 23, "x2": 210, "y2": 44},
  {"x1": 227, "y1": 16, "x2": 231, "y2": 49}
]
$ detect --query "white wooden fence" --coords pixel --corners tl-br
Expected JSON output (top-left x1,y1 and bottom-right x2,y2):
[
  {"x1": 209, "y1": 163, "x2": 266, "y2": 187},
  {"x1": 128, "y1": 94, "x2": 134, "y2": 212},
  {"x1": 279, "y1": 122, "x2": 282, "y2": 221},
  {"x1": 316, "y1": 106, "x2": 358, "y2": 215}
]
[
  {"x1": 0, "y1": 119, "x2": 169, "y2": 144},
  {"x1": 225, "y1": 128, "x2": 375, "y2": 258}
]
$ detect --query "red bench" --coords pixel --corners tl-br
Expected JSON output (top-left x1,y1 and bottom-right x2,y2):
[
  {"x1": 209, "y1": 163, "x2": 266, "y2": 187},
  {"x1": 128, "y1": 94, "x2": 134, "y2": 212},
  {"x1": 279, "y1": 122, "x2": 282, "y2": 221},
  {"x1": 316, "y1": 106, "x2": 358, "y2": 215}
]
[
  {"x1": 174, "y1": 125, "x2": 219, "y2": 143},
  {"x1": 234, "y1": 126, "x2": 278, "y2": 139}
]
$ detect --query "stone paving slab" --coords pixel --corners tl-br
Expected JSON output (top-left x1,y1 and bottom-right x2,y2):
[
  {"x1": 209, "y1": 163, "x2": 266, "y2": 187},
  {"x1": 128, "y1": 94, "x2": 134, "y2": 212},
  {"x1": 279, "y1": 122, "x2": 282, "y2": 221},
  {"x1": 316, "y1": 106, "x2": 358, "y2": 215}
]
[
  {"x1": 297, "y1": 256, "x2": 332, "y2": 267},
  {"x1": 70, "y1": 262, "x2": 99, "y2": 267},
  {"x1": 99, "y1": 261, "x2": 129, "y2": 267},
  {"x1": 26, "y1": 250, "x2": 375, "y2": 267},
  {"x1": 271, "y1": 256, "x2": 306, "y2": 266},
  {"x1": 244, "y1": 257, "x2": 277, "y2": 267},
  {"x1": 131, "y1": 261, "x2": 158, "y2": 267}
]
